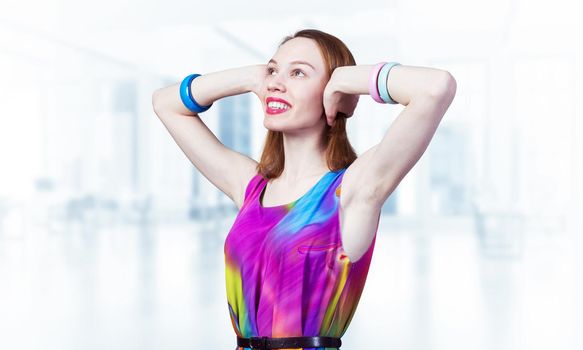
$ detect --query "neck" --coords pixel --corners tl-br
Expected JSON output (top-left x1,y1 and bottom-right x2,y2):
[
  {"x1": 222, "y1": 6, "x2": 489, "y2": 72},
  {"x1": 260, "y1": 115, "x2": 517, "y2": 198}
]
[{"x1": 279, "y1": 128, "x2": 329, "y2": 182}]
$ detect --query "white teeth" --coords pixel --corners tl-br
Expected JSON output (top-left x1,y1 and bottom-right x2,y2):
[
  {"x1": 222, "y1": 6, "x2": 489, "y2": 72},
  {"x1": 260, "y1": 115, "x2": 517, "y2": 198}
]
[{"x1": 268, "y1": 101, "x2": 290, "y2": 110}]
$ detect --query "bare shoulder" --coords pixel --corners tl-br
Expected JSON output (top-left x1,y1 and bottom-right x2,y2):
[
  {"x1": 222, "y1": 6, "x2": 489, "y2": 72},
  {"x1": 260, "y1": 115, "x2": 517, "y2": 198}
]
[{"x1": 232, "y1": 157, "x2": 260, "y2": 210}]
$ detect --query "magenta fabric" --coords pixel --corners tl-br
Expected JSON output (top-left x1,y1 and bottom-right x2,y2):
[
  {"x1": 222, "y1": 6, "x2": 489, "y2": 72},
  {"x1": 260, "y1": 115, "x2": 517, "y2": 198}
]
[{"x1": 224, "y1": 168, "x2": 379, "y2": 350}]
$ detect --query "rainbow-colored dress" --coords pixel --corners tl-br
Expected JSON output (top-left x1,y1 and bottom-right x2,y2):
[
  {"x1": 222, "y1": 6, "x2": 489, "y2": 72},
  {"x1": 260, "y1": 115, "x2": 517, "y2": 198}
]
[{"x1": 224, "y1": 168, "x2": 378, "y2": 350}]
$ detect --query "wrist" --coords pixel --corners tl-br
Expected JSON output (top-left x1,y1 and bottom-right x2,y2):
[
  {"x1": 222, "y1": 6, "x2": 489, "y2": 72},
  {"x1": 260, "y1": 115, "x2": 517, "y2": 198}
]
[
  {"x1": 334, "y1": 65, "x2": 371, "y2": 95},
  {"x1": 245, "y1": 64, "x2": 265, "y2": 93}
]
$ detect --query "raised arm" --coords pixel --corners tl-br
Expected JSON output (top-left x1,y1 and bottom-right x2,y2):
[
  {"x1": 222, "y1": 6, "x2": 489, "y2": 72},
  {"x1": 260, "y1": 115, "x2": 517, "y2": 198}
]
[
  {"x1": 151, "y1": 65, "x2": 265, "y2": 209},
  {"x1": 329, "y1": 64, "x2": 457, "y2": 209}
]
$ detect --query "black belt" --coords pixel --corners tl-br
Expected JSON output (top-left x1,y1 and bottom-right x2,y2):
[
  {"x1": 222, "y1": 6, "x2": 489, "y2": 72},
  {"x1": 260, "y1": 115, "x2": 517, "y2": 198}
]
[{"x1": 237, "y1": 336, "x2": 342, "y2": 349}]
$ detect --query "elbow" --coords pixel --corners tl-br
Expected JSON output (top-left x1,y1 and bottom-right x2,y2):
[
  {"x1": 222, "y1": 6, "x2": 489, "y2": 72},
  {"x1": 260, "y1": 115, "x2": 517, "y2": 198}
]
[
  {"x1": 443, "y1": 72, "x2": 457, "y2": 99},
  {"x1": 151, "y1": 88, "x2": 161, "y2": 112},
  {"x1": 427, "y1": 71, "x2": 457, "y2": 105},
  {"x1": 152, "y1": 88, "x2": 167, "y2": 115}
]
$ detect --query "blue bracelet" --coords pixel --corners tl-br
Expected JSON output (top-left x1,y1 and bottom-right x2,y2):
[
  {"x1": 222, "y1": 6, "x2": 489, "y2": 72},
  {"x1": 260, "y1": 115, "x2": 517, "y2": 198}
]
[
  {"x1": 180, "y1": 73, "x2": 213, "y2": 113},
  {"x1": 377, "y1": 62, "x2": 401, "y2": 104}
]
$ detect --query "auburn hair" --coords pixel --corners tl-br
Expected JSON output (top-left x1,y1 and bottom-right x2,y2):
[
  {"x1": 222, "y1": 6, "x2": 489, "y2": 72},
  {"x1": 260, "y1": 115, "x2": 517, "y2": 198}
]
[{"x1": 255, "y1": 29, "x2": 358, "y2": 179}]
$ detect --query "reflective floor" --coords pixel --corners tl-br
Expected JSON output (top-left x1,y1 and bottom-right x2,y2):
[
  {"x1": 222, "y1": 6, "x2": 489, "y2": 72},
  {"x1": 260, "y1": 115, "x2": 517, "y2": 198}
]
[{"x1": 0, "y1": 215, "x2": 580, "y2": 350}]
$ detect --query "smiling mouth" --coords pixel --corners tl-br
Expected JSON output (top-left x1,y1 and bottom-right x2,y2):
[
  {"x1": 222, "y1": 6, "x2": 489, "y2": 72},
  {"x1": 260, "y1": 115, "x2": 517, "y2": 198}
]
[{"x1": 266, "y1": 103, "x2": 291, "y2": 115}]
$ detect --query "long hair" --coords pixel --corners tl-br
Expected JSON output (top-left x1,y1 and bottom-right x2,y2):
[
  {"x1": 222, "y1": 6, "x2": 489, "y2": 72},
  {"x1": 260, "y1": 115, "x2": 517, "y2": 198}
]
[{"x1": 256, "y1": 29, "x2": 358, "y2": 179}]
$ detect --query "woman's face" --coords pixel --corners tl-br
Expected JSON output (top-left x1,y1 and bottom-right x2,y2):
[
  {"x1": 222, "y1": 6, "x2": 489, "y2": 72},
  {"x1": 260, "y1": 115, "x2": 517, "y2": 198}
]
[{"x1": 260, "y1": 37, "x2": 329, "y2": 133}]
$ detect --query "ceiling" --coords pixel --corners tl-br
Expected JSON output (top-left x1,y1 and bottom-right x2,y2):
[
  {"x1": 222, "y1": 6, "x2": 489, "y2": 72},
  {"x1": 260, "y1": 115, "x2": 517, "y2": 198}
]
[{"x1": 2, "y1": 0, "x2": 581, "y2": 79}]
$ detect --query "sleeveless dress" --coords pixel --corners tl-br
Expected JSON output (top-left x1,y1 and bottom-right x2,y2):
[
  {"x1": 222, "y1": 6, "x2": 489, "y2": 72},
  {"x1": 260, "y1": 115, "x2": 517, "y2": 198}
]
[{"x1": 224, "y1": 168, "x2": 379, "y2": 350}]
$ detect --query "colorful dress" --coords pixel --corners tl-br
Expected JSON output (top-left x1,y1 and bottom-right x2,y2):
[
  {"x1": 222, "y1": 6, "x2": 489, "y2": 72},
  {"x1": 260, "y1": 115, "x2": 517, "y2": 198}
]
[{"x1": 224, "y1": 168, "x2": 379, "y2": 350}]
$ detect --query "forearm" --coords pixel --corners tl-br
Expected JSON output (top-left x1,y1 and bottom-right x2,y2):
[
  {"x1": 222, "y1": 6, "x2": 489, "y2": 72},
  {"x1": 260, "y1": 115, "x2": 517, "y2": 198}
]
[
  {"x1": 152, "y1": 65, "x2": 263, "y2": 116},
  {"x1": 334, "y1": 64, "x2": 453, "y2": 106}
]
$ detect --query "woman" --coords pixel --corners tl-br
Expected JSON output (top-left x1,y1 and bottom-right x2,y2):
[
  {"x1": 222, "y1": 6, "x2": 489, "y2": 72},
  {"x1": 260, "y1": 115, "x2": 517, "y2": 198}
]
[{"x1": 152, "y1": 29, "x2": 456, "y2": 350}]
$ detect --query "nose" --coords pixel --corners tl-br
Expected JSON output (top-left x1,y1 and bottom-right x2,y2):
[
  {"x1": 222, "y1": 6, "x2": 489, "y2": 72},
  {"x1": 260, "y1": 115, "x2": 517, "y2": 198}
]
[{"x1": 267, "y1": 71, "x2": 286, "y2": 92}]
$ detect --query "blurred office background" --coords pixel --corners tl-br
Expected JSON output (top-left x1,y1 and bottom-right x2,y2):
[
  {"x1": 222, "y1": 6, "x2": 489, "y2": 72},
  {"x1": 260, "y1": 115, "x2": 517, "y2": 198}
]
[{"x1": 1, "y1": 0, "x2": 582, "y2": 349}]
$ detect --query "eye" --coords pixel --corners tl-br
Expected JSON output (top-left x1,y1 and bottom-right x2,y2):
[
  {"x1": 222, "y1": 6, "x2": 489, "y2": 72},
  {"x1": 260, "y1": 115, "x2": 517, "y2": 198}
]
[
  {"x1": 266, "y1": 67, "x2": 306, "y2": 77},
  {"x1": 293, "y1": 69, "x2": 305, "y2": 77}
]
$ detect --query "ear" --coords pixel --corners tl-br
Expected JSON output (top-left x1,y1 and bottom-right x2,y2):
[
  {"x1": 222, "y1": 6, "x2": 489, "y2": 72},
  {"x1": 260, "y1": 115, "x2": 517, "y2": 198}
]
[{"x1": 321, "y1": 111, "x2": 333, "y2": 127}]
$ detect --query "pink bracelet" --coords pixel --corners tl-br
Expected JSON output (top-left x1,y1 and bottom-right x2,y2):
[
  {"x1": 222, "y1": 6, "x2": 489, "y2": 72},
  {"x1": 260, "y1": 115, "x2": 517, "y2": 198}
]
[{"x1": 369, "y1": 62, "x2": 386, "y2": 103}]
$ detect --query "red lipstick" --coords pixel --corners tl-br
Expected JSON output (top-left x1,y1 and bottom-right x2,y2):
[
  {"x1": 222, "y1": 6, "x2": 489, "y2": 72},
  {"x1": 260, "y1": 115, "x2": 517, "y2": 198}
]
[{"x1": 266, "y1": 97, "x2": 292, "y2": 115}]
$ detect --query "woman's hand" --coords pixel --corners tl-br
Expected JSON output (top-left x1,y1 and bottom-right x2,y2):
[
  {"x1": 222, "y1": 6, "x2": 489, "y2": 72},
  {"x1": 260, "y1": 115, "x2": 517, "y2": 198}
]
[
  {"x1": 248, "y1": 64, "x2": 267, "y2": 100},
  {"x1": 323, "y1": 67, "x2": 360, "y2": 127}
]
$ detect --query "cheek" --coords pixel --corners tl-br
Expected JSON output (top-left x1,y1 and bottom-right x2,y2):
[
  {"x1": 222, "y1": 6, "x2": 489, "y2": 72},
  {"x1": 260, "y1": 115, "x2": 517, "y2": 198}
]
[
  {"x1": 296, "y1": 98, "x2": 326, "y2": 121},
  {"x1": 293, "y1": 100, "x2": 322, "y2": 118},
  {"x1": 298, "y1": 90, "x2": 324, "y2": 107}
]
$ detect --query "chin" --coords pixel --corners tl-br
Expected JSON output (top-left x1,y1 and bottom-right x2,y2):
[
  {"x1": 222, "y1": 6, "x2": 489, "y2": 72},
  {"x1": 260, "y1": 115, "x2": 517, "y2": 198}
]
[{"x1": 263, "y1": 118, "x2": 287, "y2": 132}]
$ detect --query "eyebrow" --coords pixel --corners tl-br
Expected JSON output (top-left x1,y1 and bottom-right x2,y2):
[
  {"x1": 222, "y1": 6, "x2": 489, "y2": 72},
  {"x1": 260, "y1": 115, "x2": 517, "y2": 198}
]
[{"x1": 268, "y1": 59, "x2": 316, "y2": 71}]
